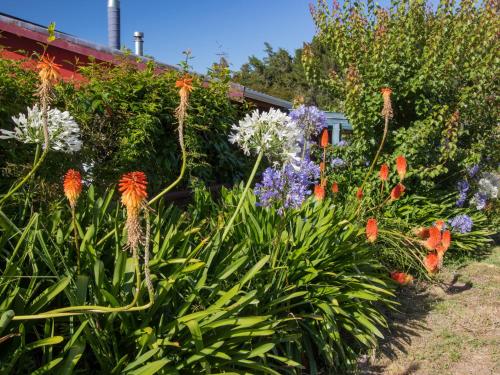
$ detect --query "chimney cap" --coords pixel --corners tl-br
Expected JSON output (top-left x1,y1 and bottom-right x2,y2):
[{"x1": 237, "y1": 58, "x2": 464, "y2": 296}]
[
  {"x1": 134, "y1": 31, "x2": 144, "y2": 38},
  {"x1": 108, "y1": 0, "x2": 120, "y2": 7}
]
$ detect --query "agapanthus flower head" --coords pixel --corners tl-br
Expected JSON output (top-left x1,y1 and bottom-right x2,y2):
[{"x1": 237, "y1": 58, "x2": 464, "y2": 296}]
[
  {"x1": 314, "y1": 184, "x2": 325, "y2": 201},
  {"x1": 396, "y1": 155, "x2": 407, "y2": 180},
  {"x1": 119, "y1": 171, "x2": 148, "y2": 250},
  {"x1": 331, "y1": 181, "x2": 339, "y2": 193},
  {"x1": 356, "y1": 187, "x2": 363, "y2": 200},
  {"x1": 390, "y1": 183, "x2": 405, "y2": 200},
  {"x1": 254, "y1": 158, "x2": 320, "y2": 212},
  {"x1": 320, "y1": 128, "x2": 329, "y2": 148},
  {"x1": 468, "y1": 164, "x2": 480, "y2": 178},
  {"x1": 472, "y1": 192, "x2": 488, "y2": 210},
  {"x1": 366, "y1": 218, "x2": 378, "y2": 243},
  {"x1": 289, "y1": 105, "x2": 327, "y2": 136},
  {"x1": 63, "y1": 169, "x2": 82, "y2": 208},
  {"x1": 390, "y1": 271, "x2": 413, "y2": 285},
  {"x1": 381, "y1": 87, "x2": 393, "y2": 119},
  {"x1": 448, "y1": 214, "x2": 473, "y2": 233},
  {"x1": 477, "y1": 172, "x2": 499, "y2": 199},
  {"x1": 331, "y1": 157, "x2": 345, "y2": 168},
  {"x1": 337, "y1": 140, "x2": 349, "y2": 147},
  {"x1": 37, "y1": 54, "x2": 61, "y2": 85},
  {"x1": 229, "y1": 109, "x2": 302, "y2": 163},
  {"x1": 0, "y1": 105, "x2": 82, "y2": 153},
  {"x1": 424, "y1": 252, "x2": 440, "y2": 274},
  {"x1": 379, "y1": 163, "x2": 389, "y2": 181}
]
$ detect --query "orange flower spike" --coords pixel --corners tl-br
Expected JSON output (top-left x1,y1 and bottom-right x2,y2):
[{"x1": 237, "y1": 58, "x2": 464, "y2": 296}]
[
  {"x1": 118, "y1": 172, "x2": 148, "y2": 215},
  {"x1": 331, "y1": 182, "x2": 339, "y2": 193},
  {"x1": 424, "y1": 226, "x2": 442, "y2": 250},
  {"x1": 390, "y1": 271, "x2": 413, "y2": 285},
  {"x1": 37, "y1": 54, "x2": 61, "y2": 84},
  {"x1": 175, "y1": 75, "x2": 194, "y2": 93},
  {"x1": 381, "y1": 87, "x2": 393, "y2": 119},
  {"x1": 63, "y1": 169, "x2": 82, "y2": 208},
  {"x1": 366, "y1": 218, "x2": 378, "y2": 243},
  {"x1": 434, "y1": 220, "x2": 445, "y2": 232},
  {"x1": 390, "y1": 183, "x2": 405, "y2": 200},
  {"x1": 320, "y1": 128, "x2": 329, "y2": 148},
  {"x1": 396, "y1": 155, "x2": 407, "y2": 180},
  {"x1": 379, "y1": 163, "x2": 389, "y2": 181},
  {"x1": 314, "y1": 184, "x2": 325, "y2": 201},
  {"x1": 414, "y1": 227, "x2": 430, "y2": 239},
  {"x1": 356, "y1": 187, "x2": 363, "y2": 200},
  {"x1": 436, "y1": 230, "x2": 451, "y2": 255},
  {"x1": 424, "y1": 252, "x2": 440, "y2": 274}
]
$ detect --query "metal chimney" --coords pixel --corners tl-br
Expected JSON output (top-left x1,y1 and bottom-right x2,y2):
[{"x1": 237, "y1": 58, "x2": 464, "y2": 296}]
[
  {"x1": 134, "y1": 31, "x2": 144, "y2": 56},
  {"x1": 107, "y1": 0, "x2": 120, "y2": 50}
]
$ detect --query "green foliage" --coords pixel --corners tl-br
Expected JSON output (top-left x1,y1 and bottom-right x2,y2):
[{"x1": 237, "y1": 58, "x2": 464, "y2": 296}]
[{"x1": 305, "y1": 0, "x2": 499, "y2": 188}]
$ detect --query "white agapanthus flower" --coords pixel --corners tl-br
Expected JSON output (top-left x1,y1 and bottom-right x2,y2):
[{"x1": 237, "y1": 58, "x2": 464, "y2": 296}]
[
  {"x1": 229, "y1": 109, "x2": 302, "y2": 163},
  {"x1": 0, "y1": 104, "x2": 82, "y2": 153},
  {"x1": 478, "y1": 172, "x2": 499, "y2": 199}
]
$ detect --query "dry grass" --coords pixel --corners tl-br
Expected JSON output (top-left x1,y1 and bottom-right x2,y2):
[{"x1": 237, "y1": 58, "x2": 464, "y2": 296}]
[{"x1": 358, "y1": 247, "x2": 500, "y2": 375}]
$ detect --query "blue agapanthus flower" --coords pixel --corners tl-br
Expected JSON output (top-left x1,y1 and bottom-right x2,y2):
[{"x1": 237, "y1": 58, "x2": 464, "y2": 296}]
[
  {"x1": 331, "y1": 157, "x2": 345, "y2": 168},
  {"x1": 448, "y1": 214, "x2": 473, "y2": 233},
  {"x1": 289, "y1": 105, "x2": 327, "y2": 136},
  {"x1": 254, "y1": 158, "x2": 320, "y2": 213},
  {"x1": 337, "y1": 140, "x2": 349, "y2": 147},
  {"x1": 468, "y1": 164, "x2": 480, "y2": 178},
  {"x1": 456, "y1": 180, "x2": 470, "y2": 207},
  {"x1": 472, "y1": 192, "x2": 488, "y2": 210}
]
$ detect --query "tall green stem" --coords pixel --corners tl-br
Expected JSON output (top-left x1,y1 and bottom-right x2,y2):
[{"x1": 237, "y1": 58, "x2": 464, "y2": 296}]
[{"x1": 220, "y1": 151, "x2": 263, "y2": 243}]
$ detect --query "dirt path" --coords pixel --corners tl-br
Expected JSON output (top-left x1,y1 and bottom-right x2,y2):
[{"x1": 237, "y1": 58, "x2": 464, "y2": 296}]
[{"x1": 359, "y1": 247, "x2": 500, "y2": 375}]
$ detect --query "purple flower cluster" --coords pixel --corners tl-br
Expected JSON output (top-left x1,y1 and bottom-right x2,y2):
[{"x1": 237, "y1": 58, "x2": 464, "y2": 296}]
[
  {"x1": 254, "y1": 159, "x2": 320, "y2": 213},
  {"x1": 331, "y1": 157, "x2": 345, "y2": 168},
  {"x1": 289, "y1": 105, "x2": 327, "y2": 136},
  {"x1": 337, "y1": 140, "x2": 349, "y2": 147},
  {"x1": 456, "y1": 180, "x2": 469, "y2": 207},
  {"x1": 468, "y1": 164, "x2": 480, "y2": 178},
  {"x1": 448, "y1": 214, "x2": 473, "y2": 233},
  {"x1": 472, "y1": 192, "x2": 488, "y2": 210}
]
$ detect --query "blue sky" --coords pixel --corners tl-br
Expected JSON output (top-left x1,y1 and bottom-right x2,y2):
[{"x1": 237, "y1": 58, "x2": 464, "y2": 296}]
[{"x1": 1, "y1": 0, "x2": 318, "y2": 73}]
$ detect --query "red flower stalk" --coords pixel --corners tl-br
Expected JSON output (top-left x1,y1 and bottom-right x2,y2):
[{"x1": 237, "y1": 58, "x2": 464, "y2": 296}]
[
  {"x1": 366, "y1": 218, "x2": 378, "y2": 243},
  {"x1": 434, "y1": 220, "x2": 445, "y2": 232},
  {"x1": 381, "y1": 87, "x2": 393, "y2": 119},
  {"x1": 379, "y1": 163, "x2": 389, "y2": 181},
  {"x1": 63, "y1": 169, "x2": 82, "y2": 209},
  {"x1": 436, "y1": 230, "x2": 451, "y2": 255},
  {"x1": 424, "y1": 226, "x2": 442, "y2": 250},
  {"x1": 390, "y1": 183, "x2": 405, "y2": 200},
  {"x1": 424, "y1": 252, "x2": 440, "y2": 274},
  {"x1": 331, "y1": 182, "x2": 339, "y2": 193},
  {"x1": 390, "y1": 271, "x2": 413, "y2": 285},
  {"x1": 356, "y1": 187, "x2": 363, "y2": 200},
  {"x1": 314, "y1": 184, "x2": 325, "y2": 200},
  {"x1": 119, "y1": 172, "x2": 148, "y2": 250},
  {"x1": 396, "y1": 155, "x2": 407, "y2": 180},
  {"x1": 320, "y1": 128, "x2": 329, "y2": 148}
]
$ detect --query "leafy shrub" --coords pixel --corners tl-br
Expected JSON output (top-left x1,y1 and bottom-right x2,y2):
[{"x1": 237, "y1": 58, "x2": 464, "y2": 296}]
[{"x1": 304, "y1": 0, "x2": 499, "y2": 189}]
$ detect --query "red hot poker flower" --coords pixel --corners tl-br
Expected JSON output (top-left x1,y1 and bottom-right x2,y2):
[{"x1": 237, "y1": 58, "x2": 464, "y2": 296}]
[
  {"x1": 436, "y1": 230, "x2": 451, "y2": 255},
  {"x1": 331, "y1": 182, "x2": 339, "y2": 193},
  {"x1": 390, "y1": 271, "x2": 413, "y2": 285},
  {"x1": 366, "y1": 218, "x2": 378, "y2": 243},
  {"x1": 314, "y1": 184, "x2": 325, "y2": 201},
  {"x1": 356, "y1": 187, "x2": 363, "y2": 200},
  {"x1": 390, "y1": 183, "x2": 405, "y2": 200},
  {"x1": 434, "y1": 220, "x2": 445, "y2": 231},
  {"x1": 414, "y1": 227, "x2": 430, "y2": 239},
  {"x1": 424, "y1": 226, "x2": 442, "y2": 250},
  {"x1": 37, "y1": 54, "x2": 61, "y2": 85},
  {"x1": 424, "y1": 252, "x2": 440, "y2": 274},
  {"x1": 320, "y1": 128, "x2": 329, "y2": 148},
  {"x1": 396, "y1": 155, "x2": 407, "y2": 180},
  {"x1": 381, "y1": 87, "x2": 393, "y2": 119},
  {"x1": 63, "y1": 169, "x2": 82, "y2": 208},
  {"x1": 379, "y1": 163, "x2": 389, "y2": 181},
  {"x1": 118, "y1": 172, "x2": 148, "y2": 215}
]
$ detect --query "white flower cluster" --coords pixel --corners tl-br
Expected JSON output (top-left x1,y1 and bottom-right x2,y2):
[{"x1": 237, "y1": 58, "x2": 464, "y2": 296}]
[
  {"x1": 0, "y1": 105, "x2": 82, "y2": 153},
  {"x1": 478, "y1": 172, "x2": 499, "y2": 199},
  {"x1": 229, "y1": 109, "x2": 302, "y2": 163}
]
